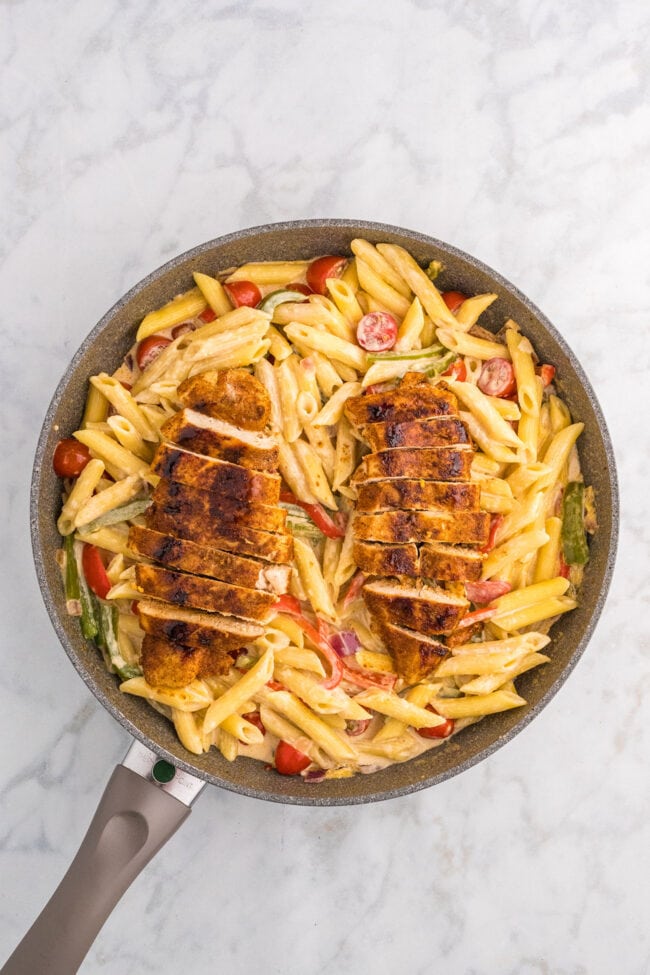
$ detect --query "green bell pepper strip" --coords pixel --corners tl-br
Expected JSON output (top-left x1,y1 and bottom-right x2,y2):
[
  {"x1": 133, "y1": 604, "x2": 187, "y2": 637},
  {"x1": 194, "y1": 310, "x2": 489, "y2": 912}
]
[
  {"x1": 97, "y1": 600, "x2": 142, "y2": 680},
  {"x1": 257, "y1": 289, "x2": 310, "y2": 315},
  {"x1": 80, "y1": 496, "x2": 152, "y2": 533},
  {"x1": 561, "y1": 482, "x2": 590, "y2": 565},
  {"x1": 366, "y1": 342, "x2": 446, "y2": 362}
]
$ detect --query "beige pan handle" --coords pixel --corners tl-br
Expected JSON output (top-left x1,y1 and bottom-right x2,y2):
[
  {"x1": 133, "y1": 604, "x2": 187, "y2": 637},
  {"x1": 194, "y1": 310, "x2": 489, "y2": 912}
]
[{"x1": 1, "y1": 741, "x2": 205, "y2": 975}]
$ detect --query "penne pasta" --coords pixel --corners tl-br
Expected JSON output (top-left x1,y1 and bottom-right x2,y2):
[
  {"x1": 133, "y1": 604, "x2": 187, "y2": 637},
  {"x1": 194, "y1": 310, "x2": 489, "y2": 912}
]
[{"x1": 136, "y1": 287, "x2": 207, "y2": 341}]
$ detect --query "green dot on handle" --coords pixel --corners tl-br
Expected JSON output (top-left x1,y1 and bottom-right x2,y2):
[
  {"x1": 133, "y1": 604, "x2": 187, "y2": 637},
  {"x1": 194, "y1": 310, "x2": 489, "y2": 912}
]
[{"x1": 152, "y1": 760, "x2": 176, "y2": 783}]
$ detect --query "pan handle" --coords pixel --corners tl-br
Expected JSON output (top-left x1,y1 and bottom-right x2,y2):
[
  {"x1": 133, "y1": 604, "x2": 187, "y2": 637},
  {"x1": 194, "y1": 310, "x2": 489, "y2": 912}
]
[{"x1": 1, "y1": 743, "x2": 204, "y2": 975}]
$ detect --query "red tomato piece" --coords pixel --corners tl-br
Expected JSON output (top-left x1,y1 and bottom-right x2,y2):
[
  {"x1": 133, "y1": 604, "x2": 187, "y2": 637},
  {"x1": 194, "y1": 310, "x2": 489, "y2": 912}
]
[
  {"x1": 275, "y1": 740, "x2": 311, "y2": 775},
  {"x1": 285, "y1": 282, "x2": 313, "y2": 296},
  {"x1": 417, "y1": 706, "x2": 455, "y2": 739},
  {"x1": 356, "y1": 312, "x2": 398, "y2": 352},
  {"x1": 477, "y1": 358, "x2": 517, "y2": 398},
  {"x1": 442, "y1": 291, "x2": 466, "y2": 313},
  {"x1": 223, "y1": 280, "x2": 262, "y2": 308},
  {"x1": 538, "y1": 364, "x2": 556, "y2": 387},
  {"x1": 198, "y1": 307, "x2": 217, "y2": 323},
  {"x1": 171, "y1": 322, "x2": 195, "y2": 339},
  {"x1": 52, "y1": 438, "x2": 91, "y2": 479},
  {"x1": 306, "y1": 255, "x2": 347, "y2": 295},
  {"x1": 136, "y1": 335, "x2": 172, "y2": 371},
  {"x1": 81, "y1": 544, "x2": 111, "y2": 599},
  {"x1": 241, "y1": 711, "x2": 266, "y2": 736},
  {"x1": 442, "y1": 359, "x2": 467, "y2": 381},
  {"x1": 465, "y1": 580, "x2": 512, "y2": 605}
]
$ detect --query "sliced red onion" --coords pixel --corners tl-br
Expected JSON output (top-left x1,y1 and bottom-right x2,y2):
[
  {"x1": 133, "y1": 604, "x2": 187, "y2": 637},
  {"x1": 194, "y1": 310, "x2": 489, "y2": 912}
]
[
  {"x1": 329, "y1": 630, "x2": 360, "y2": 658},
  {"x1": 302, "y1": 769, "x2": 327, "y2": 782}
]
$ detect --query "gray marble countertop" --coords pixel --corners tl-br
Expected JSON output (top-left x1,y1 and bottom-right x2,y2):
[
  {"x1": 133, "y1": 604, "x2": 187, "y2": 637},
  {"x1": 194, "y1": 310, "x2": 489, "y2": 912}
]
[{"x1": 1, "y1": 2, "x2": 649, "y2": 973}]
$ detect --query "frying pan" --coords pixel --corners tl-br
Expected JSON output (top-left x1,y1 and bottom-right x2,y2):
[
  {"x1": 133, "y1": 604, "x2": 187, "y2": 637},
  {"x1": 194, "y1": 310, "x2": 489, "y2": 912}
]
[{"x1": 4, "y1": 219, "x2": 618, "y2": 974}]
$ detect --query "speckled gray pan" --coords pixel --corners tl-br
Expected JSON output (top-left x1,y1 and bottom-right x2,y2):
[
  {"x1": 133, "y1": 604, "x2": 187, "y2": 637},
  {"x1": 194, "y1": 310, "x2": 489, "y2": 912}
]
[{"x1": 30, "y1": 219, "x2": 618, "y2": 806}]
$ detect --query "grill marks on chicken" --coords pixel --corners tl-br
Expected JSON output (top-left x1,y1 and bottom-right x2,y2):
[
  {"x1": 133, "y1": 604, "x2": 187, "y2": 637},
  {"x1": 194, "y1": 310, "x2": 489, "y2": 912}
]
[
  {"x1": 129, "y1": 369, "x2": 290, "y2": 687},
  {"x1": 345, "y1": 375, "x2": 487, "y2": 680}
]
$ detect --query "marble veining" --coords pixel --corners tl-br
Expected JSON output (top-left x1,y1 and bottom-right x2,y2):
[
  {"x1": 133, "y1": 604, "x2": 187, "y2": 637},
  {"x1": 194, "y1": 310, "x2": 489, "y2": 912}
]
[{"x1": 1, "y1": 1, "x2": 649, "y2": 972}]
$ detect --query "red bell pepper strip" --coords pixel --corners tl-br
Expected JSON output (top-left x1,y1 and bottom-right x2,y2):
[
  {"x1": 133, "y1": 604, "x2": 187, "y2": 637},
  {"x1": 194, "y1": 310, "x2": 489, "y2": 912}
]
[
  {"x1": 480, "y1": 515, "x2": 503, "y2": 554},
  {"x1": 81, "y1": 544, "x2": 111, "y2": 599},
  {"x1": 280, "y1": 490, "x2": 347, "y2": 539},
  {"x1": 457, "y1": 606, "x2": 498, "y2": 628},
  {"x1": 342, "y1": 571, "x2": 366, "y2": 609},
  {"x1": 340, "y1": 661, "x2": 397, "y2": 690},
  {"x1": 272, "y1": 598, "x2": 342, "y2": 689}
]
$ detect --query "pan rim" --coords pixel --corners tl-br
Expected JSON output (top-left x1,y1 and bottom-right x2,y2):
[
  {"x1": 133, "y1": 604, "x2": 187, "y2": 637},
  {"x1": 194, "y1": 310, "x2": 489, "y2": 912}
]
[{"x1": 30, "y1": 218, "x2": 619, "y2": 805}]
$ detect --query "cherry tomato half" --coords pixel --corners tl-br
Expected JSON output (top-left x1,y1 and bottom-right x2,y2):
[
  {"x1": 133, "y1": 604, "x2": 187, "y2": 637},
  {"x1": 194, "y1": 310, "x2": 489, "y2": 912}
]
[
  {"x1": 477, "y1": 357, "x2": 516, "y2": 398},
  {"x1": 417, "y1": 706, "x2": 455, "y2": 740},
  {"x1": 275, "y1": 740, "x2": 311, "y2": 775},
  {"x1": 285, "y1": 282, "x2": 313, "y2": 296},
  {"x1": 198, "y1": 306, "x2": 217, "y2": 323},
  {"x1": 81, "y1": 544, "x2": 111, "y2": 599},
  {"x1": 465, "y1": 580, "x2": 512, "y2": 605},
  {"x1": 52, "y1": 438, "x2": 91, "y2": 478},
  {"x1": 356, "y1": 312, "x2": 398, "y2": 352},
  {"x1": 241, "y1": 711, "x2": 266, "y2": 736},
  {"x1": 306, "y1": 255, "x2": 347, "y2": 295},
  {"x1": 538, "y1": 364, "x2": 556, "y2": 387},
  {"x1": 136, "y1": 335, "x2": 172, "y2": 371},
  {"x1": 442, "y1": 359, "x2": 467, "y2": 381},
  {"x1": 442, "y1": 291, "x2": 466, "y2": 313},
  {"x1": 224, "y1": 280, "x2": 262, "y2": 308}
]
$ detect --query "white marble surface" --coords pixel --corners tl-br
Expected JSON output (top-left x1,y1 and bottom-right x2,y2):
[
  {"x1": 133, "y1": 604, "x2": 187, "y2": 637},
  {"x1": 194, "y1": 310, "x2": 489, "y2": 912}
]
[{"x1": 1, "y1": 1, "x2": 649, "y2": 972}]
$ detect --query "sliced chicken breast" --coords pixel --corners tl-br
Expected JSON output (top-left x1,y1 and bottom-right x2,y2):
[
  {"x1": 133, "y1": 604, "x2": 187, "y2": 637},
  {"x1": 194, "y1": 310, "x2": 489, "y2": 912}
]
[
  {"x1": 150, "y1": 479, "x2": 287, "y2": 535},
  {"x1": 362, "y1": 579, "x2": 469, "y2": 635},
  {"x1": 354, "y1": 510, "x2": 491, "y2": 546},
  {"x1": 377, "y1": 621, "x2": 450, "y2": 682},
  {"x1": 420, "y1": 542, "x2": 484, "y2": 583},
  {"x1": 351, "y1": 447, "x2": 474, "y2": 483},
  {"x1": 151, "y1": 443, "x2": 281, "y2": 504},
  {"x1": 363, "y1": 416, "x2": 470, "y2": 452},
  {"x1": 128, "y1": 526, "x2": 291, "y2": 593},
  {"x1": 141, "y1": 633, "x2": 234, "y2": 688},
  {"x1": 352, "y1": 540, "x2": 420, "y2": 578},
  {"x1": 135, "y1": 564, "x2": 278, "y2": 622},
  {"x1": 177, "y1": 368, "x2": 271, "y2": 431},
  {"x1": 161, "y1": 408, "x2": 279, "y2": 471},
  {"x1": 356, "y1": 479, "x2": 480, "y2": 513},
  {"x1": 344, "y1": 385, "x2": 458, "y2": 427},
  {"x1": 137, "y1": 599, "x2": 263, "y2": 649}
]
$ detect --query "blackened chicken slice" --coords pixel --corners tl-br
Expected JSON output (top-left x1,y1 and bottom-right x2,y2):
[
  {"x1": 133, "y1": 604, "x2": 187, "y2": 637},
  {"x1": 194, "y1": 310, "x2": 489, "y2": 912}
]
[
  {"x1": 344, "y1": 384, "x2": 458, "y2": 427},
  {"x1": 362, "y1": 579, "x2": 469, "y2": 636},
  {"x1": 363, "y1": 416, "x2": 470, "y2": 452},
  {"x1": 137, "y1": 599, "x2": 263, "y2": 649},
  {"x1": 354, "y1": 509, "x2": 491, "y2": 546},
  {"x1": 177, "y1": 368, "x2": 271, "y2": 431},
  {"x1": 376, "y1": 621, "x2": 450, "y2": 683},
  {"x1": 161, "y1": 408, "x2": 279, "y2": 471},
  {"x1": 150, "y1": 479, "x2": 287, "y2": 534},
  {"x1": 151, "y1": 443, "x2": 281, "y2": 504},
  {"x1": 355, "y1": 479, "x2": 480, "y2": 513},
  {"x1": 128, "y1": 526, "x2": 290, "y2": 593},
  {"x1": 135, "y1": 564, "x2": 277, "y2": 622},
  {"x1": 350, "y1": 447, "x2": 474, "y2": 483}
]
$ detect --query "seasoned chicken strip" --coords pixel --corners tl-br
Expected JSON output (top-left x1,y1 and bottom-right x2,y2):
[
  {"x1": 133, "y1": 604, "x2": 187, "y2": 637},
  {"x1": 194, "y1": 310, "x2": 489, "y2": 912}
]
[
  {"x1": 351, "y1": 447, "x2": 473, "y2": 483},
  {"x1": 151, "y1": 443, "x2": 280, "y2": 504},
  {"x1": 128, "y1": 526, "x2": 291, "y2": 593},
  {"x1": 141, "y1": 634, "x2": 234, "y2": 689},
  {"x1": 151, "y1": 479, "x2": 287, "y2": 535},
  {"x1": 177, "y1": 368, "x2": 271, "y2": 431},
  {"x1": 354, "y1": 510, "x2": 490, "y2": 545},
  {"x1": 161, "y1": 408, "x2": 279, "y2": 471},
  {"x1": 420, "y1": 543, "x2": 484, "y2": 583},
  {"x1": 141, "y1": 634, "x2": 208, "y2": 688},
  {"x1": 352, "y1": 540, "x2": 420, "y2": 578},
  {"x1": 356, "y1": 479, "x2": 480, "y2": 513},
  {"x1": 377, "y1": 621, "x2": 450, "y2": 682},
  {"x1": 137, "y1": 599, "x2": 263, "y2": 650},
  {"x1": 363, "y1": 416, "x2": 470, "y2": 452},
  {"x1": 146, "y1": 503, "x2": 293, "y2": 563},
  {"x1": 135, "y1": 564, "x2": 278, "y2": 621},
  {"x1": 362, "y1": 579, "x2": 469, "y2": 635},
  {"x1": 344, "y1": 385, "x2": 458, "y2": 426}
]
